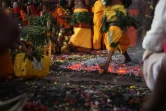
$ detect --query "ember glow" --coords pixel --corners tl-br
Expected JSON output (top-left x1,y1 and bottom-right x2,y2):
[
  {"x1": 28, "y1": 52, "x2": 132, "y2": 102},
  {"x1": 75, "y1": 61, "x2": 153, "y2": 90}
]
[
  {"x1": 66, "y1": 63, "x2": 140, "y2": 76},
  {"x1": 55, "y1": 50, "x2": 143, "y2": 76}
]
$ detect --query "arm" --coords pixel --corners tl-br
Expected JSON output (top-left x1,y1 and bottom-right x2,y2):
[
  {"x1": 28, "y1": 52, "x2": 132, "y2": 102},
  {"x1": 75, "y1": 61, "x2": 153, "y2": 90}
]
[
  {"x1": 142, "y1": 0, "x2": 166, "y2": 52},
  {"x1": 12, "y1": 42, "x2": 32, "y2": 56}
]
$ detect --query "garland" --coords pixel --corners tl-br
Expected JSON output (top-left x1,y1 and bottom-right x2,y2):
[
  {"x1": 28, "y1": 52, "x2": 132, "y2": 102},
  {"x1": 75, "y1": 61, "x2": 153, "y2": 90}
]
[
  {"x1": 115, "y1": 10, "x2": 138, "y2": 29},
  {"x1": 70, "y1": 12, "x2": 92, "y2": 26},
  {"x1": 101, "y1": 10, "x2": 139, "y2": 32}
]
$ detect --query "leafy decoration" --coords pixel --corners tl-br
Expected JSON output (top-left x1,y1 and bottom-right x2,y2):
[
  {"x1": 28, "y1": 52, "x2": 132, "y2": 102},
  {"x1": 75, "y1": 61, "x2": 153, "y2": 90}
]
[
  {"x1": 70, "y1": 12, "x2": 92, "y2": 26},
  {"x1": 115, "y1": 10, "x2": 139, "y2": 29},
  {"x1": 27, "y1": 13, "x2": 49, "y2": 27},
  {"x1": 22, "y1": 25, "x2": 48, "y2": 61}
]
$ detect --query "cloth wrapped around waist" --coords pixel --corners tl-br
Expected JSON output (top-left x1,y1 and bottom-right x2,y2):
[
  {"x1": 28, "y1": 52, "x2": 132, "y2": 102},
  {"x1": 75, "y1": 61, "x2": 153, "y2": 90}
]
[{"x1": 70, "y1": 8, "x2": 92, "y2": 27}]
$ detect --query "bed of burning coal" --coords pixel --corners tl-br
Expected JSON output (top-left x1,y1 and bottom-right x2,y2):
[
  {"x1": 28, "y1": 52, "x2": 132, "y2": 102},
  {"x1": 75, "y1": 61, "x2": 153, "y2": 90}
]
[
  {"x1": 0, "y1": 48, "x2": 151, "y2": 111},
  {"x1": 52, "y1": 48, "x2": 143, "y2": 77}
]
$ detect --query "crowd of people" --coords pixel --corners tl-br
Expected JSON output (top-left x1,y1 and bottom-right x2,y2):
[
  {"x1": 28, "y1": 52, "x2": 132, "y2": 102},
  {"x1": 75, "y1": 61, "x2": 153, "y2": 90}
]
[
  {"x1": 1, "y1": 0, "x2": 156, "y2": 72},
  {"x1": 1, "y1": 0, "x2": 166, "y2": 110}
]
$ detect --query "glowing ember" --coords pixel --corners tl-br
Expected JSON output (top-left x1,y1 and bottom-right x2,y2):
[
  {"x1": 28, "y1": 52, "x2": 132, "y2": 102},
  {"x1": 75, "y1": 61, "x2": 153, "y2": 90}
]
[
  {"x1": 66, "y1": 63, "x2": 140, "y2": 76},
  {"x1": 55, "y1": 49, "x2": 143, "y2": 76}
]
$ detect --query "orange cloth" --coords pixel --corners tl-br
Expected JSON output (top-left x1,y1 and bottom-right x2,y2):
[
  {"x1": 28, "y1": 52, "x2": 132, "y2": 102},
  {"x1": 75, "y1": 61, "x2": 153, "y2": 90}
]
[
  {"x1": 4, "y1": 8, "x2": 14, "y2": 15},
  {"x1": 93, "y1": 0, "x2": 104, "y2": 49},
  {"x1": 127, "y1": 9, "x2": 139, "y2": 47},
  {"x1": 20, "y1": 10, "x2": 28, "y2": 25},
  {"x1": 104, "y1": 26, "x2": 130, "y2": 53},
  {"x1": 52, "y1": 7, "x2": 70, "y2": 29},
  {"x1": 128, "y1": 9, "x2": 139, "y2": 16},
  {"x1": 0, "y1": 51, "x2": 14, "y2": 79}
]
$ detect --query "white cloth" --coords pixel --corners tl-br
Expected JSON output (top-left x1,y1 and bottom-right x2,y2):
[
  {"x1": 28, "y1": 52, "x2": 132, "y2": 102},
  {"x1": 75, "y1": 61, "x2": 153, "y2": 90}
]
[
  {"x1": 143, "y1": 53, "x2": 166, "y2": 91},
  {"x1": 142, "y1": 0, "x2": 166, "y2": 52},
  {"x1": 32, "y1": 58, "x2": 43, "y2": 70},
  {"x1": 13, "y1": 2, "x2": 18, "y2": 9},
  {"x1": 142, "y1": 0, "x2": 166, "y2": 91}
]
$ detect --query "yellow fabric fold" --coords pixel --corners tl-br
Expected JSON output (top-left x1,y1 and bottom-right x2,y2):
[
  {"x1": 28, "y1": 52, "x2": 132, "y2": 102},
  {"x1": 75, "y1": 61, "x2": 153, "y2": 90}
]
[
  {"x1": 93, "y1": 0, "x2": 104, "y2": 49},
  {"x1": 104, "y1": 26, "x2": 130, "y2": 53},
  {"x1": 104, "y1": 5, "x2": 126, "y2": 22},
  {"x1": 69, "y1": 27, "x2": 92, "y2": 49}
]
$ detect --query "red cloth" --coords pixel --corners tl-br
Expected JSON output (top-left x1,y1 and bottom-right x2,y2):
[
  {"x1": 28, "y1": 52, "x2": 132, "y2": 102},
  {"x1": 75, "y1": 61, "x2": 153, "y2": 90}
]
[
  {"x1": 30, "y1": 4, "x2": 37, "y2": 15},
  {"x1": 14, "y1": 7, "x2": 20, "y2": 13}
]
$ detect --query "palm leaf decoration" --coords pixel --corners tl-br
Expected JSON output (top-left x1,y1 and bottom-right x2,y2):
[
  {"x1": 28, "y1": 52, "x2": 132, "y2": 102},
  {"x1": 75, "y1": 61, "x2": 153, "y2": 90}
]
[
  {"x1": 115, "y1": 10, "x2": 139, "y2": 29},
  {"x1": 70, "y1": 12, "x2": 92, "y2": 26}
]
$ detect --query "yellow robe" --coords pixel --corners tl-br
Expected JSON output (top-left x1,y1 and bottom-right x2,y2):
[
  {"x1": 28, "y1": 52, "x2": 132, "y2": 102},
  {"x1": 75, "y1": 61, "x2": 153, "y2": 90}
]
[
  {"x1": 104, "y1": 5, "x2": 130, "y2": 53},
  {"x1": 0, "y1": 51, "x2": 14, "y2": 79},
  {"x1": 93, "y1": 0, "x2": 104, "y2": 50},
  {"x1": 69, "y1": 9, "x2": 92, "y2": 49}
]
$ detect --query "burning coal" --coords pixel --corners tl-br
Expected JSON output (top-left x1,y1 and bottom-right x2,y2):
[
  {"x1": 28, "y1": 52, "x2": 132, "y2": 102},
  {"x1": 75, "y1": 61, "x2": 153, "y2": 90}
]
[{"x1": 55, "y1": 49, "x2": 143, "y2": 76}]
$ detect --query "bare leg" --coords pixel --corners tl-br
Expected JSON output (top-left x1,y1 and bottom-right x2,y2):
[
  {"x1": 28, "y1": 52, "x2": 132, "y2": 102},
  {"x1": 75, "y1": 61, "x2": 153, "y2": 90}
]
[
  {"x1": 140, "y1": 61, "x2": 166, "y2": 111},
  {"x1": 123, "y1": 51, "x2": 131, "y2": 63},
  {"x1": 99, "y1": 50, "x2": 114, "y2": 74}
]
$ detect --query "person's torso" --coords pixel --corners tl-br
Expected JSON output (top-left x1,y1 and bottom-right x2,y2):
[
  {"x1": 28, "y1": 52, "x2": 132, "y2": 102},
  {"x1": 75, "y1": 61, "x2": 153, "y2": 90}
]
[{"x1": 74, "y1": 0, "x2": 88, "y2": 9}]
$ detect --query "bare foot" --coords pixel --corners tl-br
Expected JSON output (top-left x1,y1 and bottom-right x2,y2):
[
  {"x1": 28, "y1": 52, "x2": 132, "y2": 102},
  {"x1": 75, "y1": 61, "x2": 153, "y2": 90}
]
[
  {"x1": 61, "y1": 46, "x2": 71, "y2": 54},
  {"x1": 124, "y1": 58, "x2": 131, "y2": 63},
  {"x1": 99, "y1": 64, "x2": 109, "y2": 74}
]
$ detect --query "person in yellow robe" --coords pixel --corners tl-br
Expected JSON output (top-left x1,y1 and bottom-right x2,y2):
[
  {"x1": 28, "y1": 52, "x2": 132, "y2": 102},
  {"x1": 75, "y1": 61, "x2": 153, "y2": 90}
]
[
  {"x1": 99, "y1": 0, "x2": 137, "y2": 74},
  {"x1": 93, "y1": 0, "x2": 104, "y2": 50},
  {"x1": 62, "y1": 0, "x2": 92, "y2": 53}
]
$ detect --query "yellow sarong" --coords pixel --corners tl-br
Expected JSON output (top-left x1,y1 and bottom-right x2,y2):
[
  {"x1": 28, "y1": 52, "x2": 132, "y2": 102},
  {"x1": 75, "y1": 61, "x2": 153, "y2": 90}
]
[
  {"x1": 104, "y1": 26, "x2": 130, "y2": 53},
  {"x1": 93, "y1": 0, "x2": 104, "y2": 49},
  {"x1": 0, "y1": 51, "x2": 14, "y2": 78},
  {"x1": 69, "y1": 9, "x2": 92, "y2": 49},
  {"x1": 103, "y1": 5, "x2": 130, "y2": 53}
]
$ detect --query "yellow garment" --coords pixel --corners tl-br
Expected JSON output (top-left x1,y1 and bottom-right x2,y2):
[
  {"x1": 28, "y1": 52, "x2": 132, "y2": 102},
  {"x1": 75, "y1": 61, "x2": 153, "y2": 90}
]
[
  {"x1": 104, "y1": 26, "x2": 130, "y2": 53},
  {"x1": 69, "y1": 8, "x2": 92, "y2": 49},
  {"x1": 43, "y1": 40, "x2": 52, "y2": 66},
  {"x1": 0, "y1": 51, "x2": 14, "y2": 78},
  {"x1": 14, "y1": 53, "x2": 50, "y2": 78},
  {"x1": 69, "y1": 27, "x2": 92, "y2": 49},
  {"x1": 104, "y1": 5, "x2": 126, "y2": 22},
  {"x1": 74, "y1": 8, "x2": 88, "y2": 13},
  {"x1": 93, "y1": 0, "x2": 104, "y2": 49},
  {"x1": 93, "y1": 0, "x2": 104, "y2": 25}
]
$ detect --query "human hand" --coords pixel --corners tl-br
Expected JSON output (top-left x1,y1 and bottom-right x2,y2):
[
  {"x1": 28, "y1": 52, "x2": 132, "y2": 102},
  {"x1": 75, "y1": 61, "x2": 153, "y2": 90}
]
[
  {"x1": 21, "y1": 46, "x2": 32, "y2": 57},
  {"x1": 24, "y1": 48, "x2": 33, "y2": 57}
]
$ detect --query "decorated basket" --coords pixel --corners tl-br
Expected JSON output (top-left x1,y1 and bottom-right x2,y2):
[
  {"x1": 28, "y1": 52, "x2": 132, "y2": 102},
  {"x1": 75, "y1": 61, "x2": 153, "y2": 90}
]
[{"x1": 14, "y1": 53, "x2": 50, "y2": 78}]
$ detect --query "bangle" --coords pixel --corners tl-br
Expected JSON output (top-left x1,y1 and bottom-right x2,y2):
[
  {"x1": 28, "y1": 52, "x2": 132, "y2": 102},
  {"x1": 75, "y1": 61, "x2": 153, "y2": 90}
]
[{"x1": 19, "y1": 45, "x2": 22, "y2": 50}]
